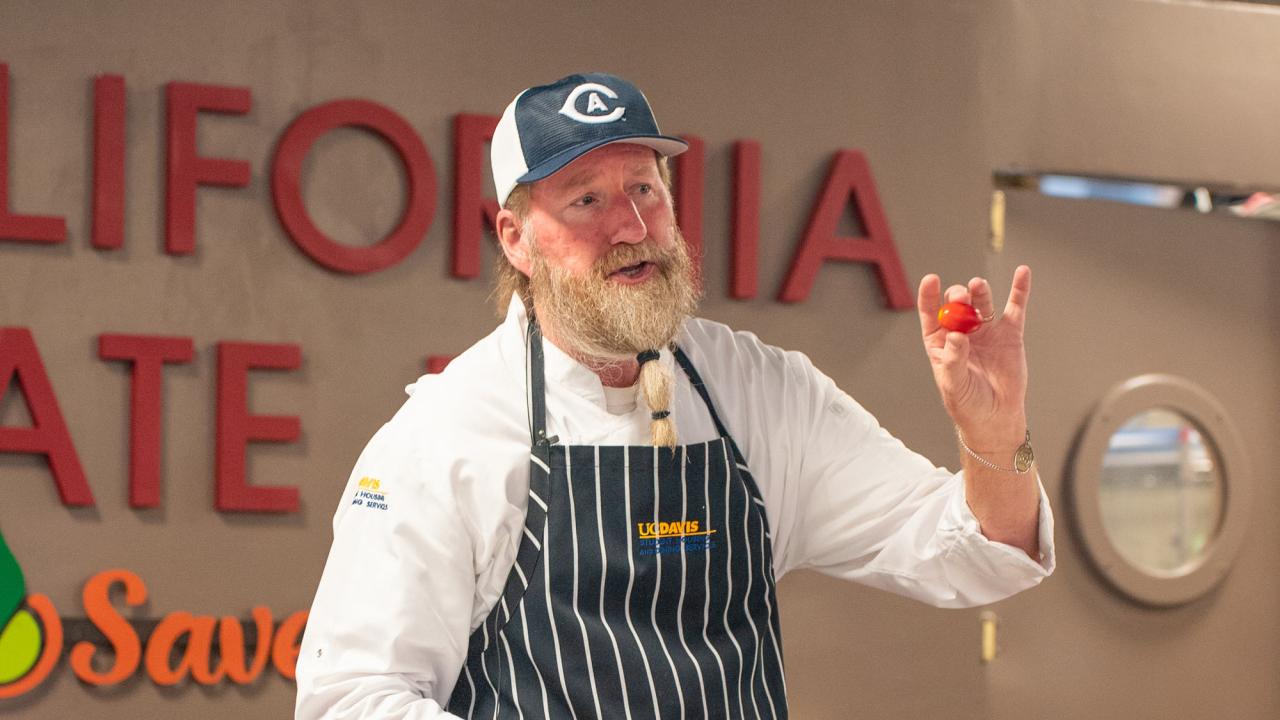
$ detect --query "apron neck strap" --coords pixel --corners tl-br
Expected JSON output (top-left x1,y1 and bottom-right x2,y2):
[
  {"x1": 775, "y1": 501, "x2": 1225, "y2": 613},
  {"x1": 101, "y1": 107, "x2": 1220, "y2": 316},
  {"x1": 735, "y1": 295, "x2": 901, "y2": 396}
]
[
  {"x1": 526, "y1": 318, "x2": 552, "y2": 448},
  {"x1": 525, "y1": 318, "x2": 735, "y2": 448},
  {"x1": 671, "y1": 345, "x2": 733, "y2": 440}
]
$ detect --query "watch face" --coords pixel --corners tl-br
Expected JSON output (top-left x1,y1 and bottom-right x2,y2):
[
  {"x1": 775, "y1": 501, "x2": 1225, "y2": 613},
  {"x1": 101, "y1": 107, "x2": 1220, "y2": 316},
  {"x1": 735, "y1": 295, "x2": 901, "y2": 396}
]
[{"x1": 1014, "y1": 442, "x2": 1035, "y2": 473}]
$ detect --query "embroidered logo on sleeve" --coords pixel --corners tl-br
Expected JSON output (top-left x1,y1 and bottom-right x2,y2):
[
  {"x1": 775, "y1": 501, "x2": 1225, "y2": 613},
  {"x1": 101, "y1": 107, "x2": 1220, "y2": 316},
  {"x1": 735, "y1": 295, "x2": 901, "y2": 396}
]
[
  {"x1": 635, "y1": 519, "x2": 716, "y2": 556},
  {"x1": 350, "y1": 476, "x2": 389, "y2": 511}
]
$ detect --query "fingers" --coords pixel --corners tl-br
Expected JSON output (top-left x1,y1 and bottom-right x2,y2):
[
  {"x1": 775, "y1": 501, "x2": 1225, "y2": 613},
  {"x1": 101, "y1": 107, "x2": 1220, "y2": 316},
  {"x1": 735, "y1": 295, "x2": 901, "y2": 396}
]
[
  {"x1": 943, "y1": 283, "x2": 969, "y2": 304},
  {"x1": 921, "y1": 264, "x2": 1033, "y2": 334},
  {"x1": 919, "y1": 274, "x2": 977, "y2": 340},
  {"x1": 968, "y1": 277, "x2": 996, "y2": 321},
  {"x1": 1002, "y1": 265, "x2": 1032, "y2": 327},
  {"x1": 917, "y1": 273, "x2": 942, "y2": 336}
]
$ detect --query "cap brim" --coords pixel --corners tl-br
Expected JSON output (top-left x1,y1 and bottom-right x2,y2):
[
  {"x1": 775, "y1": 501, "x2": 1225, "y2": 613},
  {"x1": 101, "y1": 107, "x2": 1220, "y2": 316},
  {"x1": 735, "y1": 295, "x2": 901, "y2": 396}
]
[{"x1": 515, "y1": 135, "x2": 689, "y2": 184}]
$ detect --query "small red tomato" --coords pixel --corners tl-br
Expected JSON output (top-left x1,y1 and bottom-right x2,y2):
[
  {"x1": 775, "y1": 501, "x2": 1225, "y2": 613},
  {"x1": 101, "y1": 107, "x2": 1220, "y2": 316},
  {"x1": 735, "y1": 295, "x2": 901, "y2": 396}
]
[{"x1": 937, "y1": 301, "x2": 982, "y2": 333}]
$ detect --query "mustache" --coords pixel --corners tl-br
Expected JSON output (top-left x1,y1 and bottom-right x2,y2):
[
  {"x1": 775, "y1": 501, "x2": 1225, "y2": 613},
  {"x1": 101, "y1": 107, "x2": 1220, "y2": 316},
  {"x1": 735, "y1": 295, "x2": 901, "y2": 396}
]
[{"x1": 595, "y1": 241, "x2": 673, "y2": 276}]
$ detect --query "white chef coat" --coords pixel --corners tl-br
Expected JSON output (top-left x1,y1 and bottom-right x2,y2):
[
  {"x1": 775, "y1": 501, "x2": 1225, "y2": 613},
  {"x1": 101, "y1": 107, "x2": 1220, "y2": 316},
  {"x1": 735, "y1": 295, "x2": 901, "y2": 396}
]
[{"x1": 295, "y1": 297, "x2": 1055, "y2": 720}]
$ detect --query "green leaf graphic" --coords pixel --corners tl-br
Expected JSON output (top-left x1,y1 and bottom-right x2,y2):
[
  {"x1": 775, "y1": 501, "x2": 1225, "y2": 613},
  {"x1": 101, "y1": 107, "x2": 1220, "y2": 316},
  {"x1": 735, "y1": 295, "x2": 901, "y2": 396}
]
[{"x1": 0, "y1": 528, "x2": 25, "y2": 626}]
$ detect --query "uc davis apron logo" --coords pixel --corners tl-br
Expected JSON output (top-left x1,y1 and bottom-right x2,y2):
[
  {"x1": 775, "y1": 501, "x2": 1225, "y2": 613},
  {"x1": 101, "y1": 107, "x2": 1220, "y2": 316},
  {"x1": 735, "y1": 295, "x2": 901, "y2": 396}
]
[{"x1": 635, "y1": 519, "x2": 717, "y2": 556}]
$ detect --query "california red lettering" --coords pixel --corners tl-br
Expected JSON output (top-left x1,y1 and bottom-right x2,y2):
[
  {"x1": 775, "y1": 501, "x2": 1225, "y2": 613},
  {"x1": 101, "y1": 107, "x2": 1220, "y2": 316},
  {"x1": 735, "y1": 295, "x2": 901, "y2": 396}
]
[
  {"x1": 1, "y1": 62, "x2": 909, "y2": 304},
  {"x1": 731, "y1": 140, "x2": 761, "y2": 299},
  {"x1": 164, "y1": 81, "x2": 252, "y2": 255},
  {"x1": 451, "y1": 113, "x2": 500, "y2": 279},
  {"x1": 215, "y1": 341, "x2": 303, "y2": 512},
  {"x1": 674, "y1": 134, "x2": 705, "y2": 285},
  {"x1": 92, "y1": 74, "x2": 126, "y2": 250},
  {"x1": 0, "y1": 327, "x2": 92, "y2": 505},
  {"x1": 2, "y1": 332, "x2": 315, "y2": 513},
  {"x1": 272, "y1": 99, "x2": 437, "y2": 274},
  {"x1": 778, "y1": 149, "x2": 912, "y2": 309},
  {"x1": 0, "y1": 62, "x2": 908, "y2": 514},
  {"x1": 98, "y1": 334, "x2": 196, "y2": 508},
  {"x1": 0, "y1": 64, "x2": 66, "y2": 244},
  {"x1": 425, "y1": 355, "x2": 455, "y2": 375}
]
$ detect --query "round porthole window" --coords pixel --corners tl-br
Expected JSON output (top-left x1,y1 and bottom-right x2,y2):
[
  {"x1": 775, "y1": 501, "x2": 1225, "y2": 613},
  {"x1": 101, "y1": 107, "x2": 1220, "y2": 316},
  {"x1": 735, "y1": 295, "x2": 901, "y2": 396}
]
[
  {"x1": 1097, "y1": 408, "x2": 1223, "y2": 575},
  {"x1": 1069, "y1": 375, "x2": 1251, "y2": 606}
]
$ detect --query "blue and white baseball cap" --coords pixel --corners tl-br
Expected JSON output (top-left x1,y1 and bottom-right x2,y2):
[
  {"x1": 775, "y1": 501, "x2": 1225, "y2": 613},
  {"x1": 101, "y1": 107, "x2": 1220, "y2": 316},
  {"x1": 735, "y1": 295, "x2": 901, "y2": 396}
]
[{"x1": 491, "y1": 72, "x2": 689, "y2": 207}]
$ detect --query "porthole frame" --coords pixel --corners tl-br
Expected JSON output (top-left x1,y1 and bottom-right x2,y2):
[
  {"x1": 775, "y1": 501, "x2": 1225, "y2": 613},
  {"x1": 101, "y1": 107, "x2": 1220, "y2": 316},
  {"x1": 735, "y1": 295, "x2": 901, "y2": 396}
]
[{"x1": 1068, "y1": 374, "x2": 1252, "y2": 607}]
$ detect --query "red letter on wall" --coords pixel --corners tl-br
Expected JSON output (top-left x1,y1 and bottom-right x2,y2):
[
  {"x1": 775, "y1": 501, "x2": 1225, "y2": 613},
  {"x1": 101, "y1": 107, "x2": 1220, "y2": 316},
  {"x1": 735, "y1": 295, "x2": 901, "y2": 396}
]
[
  {"x1": 778, "y1": 150, "x2": 911, "y2": 309},
  {"x1": 0, "y1": 328, "x2": 92, "y2": 505},
  {"x1": 166, "y1": 82, "x2": 251, "y2": 255},
  {"x1": 93, "y1": 74, "x2": 126, "y2": 251},
  {"x1": 674, "y1": 135, "x2": 705, "y2": 286},
  {"x1": 215, "y1": 342, "x2": 301, "y2": 513},
  {"x1": 0, "y1": 64, "x2": 67, "y2": 244},
  {"x1": 273, "y1": 100, "x2": 436, "y2": 274},
  {"x1": 424, "y1": 355, "x2": 454, "y2": 375},
  {"x1": 99, "y1": 334, "x2": 195, "y2": 508},
  {"x1": 731, "y1": 140, "x2": 761, "y2": 300},
  {"x1": 451, "y1": 113, "x2": 499, "y2": 279}
]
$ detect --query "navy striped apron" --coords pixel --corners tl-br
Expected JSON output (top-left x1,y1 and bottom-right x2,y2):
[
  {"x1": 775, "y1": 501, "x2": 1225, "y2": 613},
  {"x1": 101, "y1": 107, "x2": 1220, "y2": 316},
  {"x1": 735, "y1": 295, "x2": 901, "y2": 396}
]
[{"x1": 447, "y1": 321, "x2": 787, "y2": 719}]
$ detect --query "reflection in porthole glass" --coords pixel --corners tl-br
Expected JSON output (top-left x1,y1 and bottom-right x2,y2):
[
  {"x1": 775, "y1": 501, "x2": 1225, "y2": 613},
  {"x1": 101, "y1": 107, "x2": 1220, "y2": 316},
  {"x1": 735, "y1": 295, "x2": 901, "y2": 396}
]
[{"x1": 1098, "y1": 408, "x2": 1224, "y2": 575}]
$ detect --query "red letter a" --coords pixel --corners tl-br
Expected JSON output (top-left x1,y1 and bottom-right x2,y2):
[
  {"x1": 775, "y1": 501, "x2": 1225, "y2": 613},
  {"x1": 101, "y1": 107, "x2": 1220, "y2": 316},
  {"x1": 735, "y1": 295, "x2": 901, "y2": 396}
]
[
  {"x1": 778, "y1": 150, "x2": 911, "y2": 309},
  {"x1": 0, "y1": 328, "x2": 93, "y2": 505}
]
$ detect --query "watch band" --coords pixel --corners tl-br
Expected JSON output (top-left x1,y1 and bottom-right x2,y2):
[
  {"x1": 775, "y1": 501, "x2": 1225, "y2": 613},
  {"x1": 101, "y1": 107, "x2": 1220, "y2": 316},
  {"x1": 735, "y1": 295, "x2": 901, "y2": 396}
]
[{"x1": 956, "y1": 427, "x2": 1035, "y2": 474}]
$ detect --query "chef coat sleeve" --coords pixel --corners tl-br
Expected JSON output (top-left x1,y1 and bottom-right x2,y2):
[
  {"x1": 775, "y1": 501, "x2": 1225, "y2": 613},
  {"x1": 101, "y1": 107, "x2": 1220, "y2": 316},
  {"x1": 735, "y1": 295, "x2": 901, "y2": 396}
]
[
  {"x1": 295, "y1": 395, "x2": 473, "y2": 719},
  {"x1": 771, "y1": 352, "x2": 1054, "y2": 608}
]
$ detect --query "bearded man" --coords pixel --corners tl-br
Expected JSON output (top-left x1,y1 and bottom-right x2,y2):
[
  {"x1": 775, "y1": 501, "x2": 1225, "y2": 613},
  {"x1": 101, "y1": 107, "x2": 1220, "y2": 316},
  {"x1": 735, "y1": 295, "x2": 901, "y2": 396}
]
[{"x1": 296, "y1": 72, "x2": 1054, "y2": 720}]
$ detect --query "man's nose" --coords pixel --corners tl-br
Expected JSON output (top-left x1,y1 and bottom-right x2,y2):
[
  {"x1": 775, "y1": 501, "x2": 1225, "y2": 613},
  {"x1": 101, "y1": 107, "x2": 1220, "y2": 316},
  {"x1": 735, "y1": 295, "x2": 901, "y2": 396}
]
[{"x1": 607, "y1": 195, "x2": 648, "y2": 245}]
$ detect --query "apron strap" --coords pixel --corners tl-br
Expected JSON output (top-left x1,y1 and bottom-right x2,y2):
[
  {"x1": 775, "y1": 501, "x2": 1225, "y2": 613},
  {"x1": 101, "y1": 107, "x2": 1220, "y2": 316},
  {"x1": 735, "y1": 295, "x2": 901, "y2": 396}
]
[
  {"x1": 526, "y1": 318, "x2": 553, "y2": 451},
  {"x1": 671, "y1": 345, "x2": 728, "y2": 437},
  {"x1": 672, "y1": 345, "x2": 749, "y2": 461},
  {"x1": 526, "y1": 319, "x2": 746, "y2": 463}
]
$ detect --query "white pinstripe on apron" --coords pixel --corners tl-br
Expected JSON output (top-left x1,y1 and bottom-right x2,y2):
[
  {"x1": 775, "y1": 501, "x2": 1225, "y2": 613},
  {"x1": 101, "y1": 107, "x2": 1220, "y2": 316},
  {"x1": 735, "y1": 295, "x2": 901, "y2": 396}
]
[{"x1": 447, "y1": 320, "x2": 787, "y2": 718}]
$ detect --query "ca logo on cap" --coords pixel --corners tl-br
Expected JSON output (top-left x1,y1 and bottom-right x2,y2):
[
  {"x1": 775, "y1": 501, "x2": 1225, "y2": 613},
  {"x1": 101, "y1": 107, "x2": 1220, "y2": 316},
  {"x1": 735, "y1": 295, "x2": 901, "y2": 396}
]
[{"x1": 558, "y1": 83, "x2": 626, "y2": 124}]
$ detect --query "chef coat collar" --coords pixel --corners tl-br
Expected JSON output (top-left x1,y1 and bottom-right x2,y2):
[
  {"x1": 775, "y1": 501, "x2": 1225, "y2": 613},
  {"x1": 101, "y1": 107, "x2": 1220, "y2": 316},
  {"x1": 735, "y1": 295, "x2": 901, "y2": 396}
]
[{"x1": 499, "y1": 293, "x2": 678, "y2": 413}]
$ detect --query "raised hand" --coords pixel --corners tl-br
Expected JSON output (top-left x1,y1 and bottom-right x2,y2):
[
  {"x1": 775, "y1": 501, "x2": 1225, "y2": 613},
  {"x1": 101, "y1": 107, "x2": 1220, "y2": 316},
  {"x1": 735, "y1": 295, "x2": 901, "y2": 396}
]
[{"x1": 916, "y1": 265, "x2": 1031, "y2": 453}]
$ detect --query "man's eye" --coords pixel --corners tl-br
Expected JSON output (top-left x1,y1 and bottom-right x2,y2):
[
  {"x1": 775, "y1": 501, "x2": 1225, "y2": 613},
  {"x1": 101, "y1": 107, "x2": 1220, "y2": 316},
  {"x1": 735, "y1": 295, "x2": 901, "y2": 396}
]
[
  {"x1": 575, "y1": 194, "x2": 598, "y2": 207},
  {"x1": 636, "y1": 183, "x2": 652, "y2": 195}
]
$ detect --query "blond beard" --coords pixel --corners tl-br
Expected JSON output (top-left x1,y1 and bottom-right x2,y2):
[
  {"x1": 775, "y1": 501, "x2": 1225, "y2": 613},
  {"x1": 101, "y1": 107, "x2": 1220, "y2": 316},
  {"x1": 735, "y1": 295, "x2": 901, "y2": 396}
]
[{"x1": 528, "y1": 228, "x2": 699, "y2": 363}]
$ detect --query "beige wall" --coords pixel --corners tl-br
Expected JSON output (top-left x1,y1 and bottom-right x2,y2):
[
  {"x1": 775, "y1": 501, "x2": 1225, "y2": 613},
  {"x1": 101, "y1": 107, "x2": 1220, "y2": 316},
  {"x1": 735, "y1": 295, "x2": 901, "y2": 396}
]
[{"x1": 1, "y1": 0, "x2": 1277, "y2": 717}]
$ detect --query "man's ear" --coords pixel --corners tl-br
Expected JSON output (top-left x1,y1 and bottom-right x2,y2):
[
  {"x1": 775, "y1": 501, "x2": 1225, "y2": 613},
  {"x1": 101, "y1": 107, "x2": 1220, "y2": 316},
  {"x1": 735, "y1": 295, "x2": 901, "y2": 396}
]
[{"x1": 495, "y1": 208, "x2": 532, "y2": 276}]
